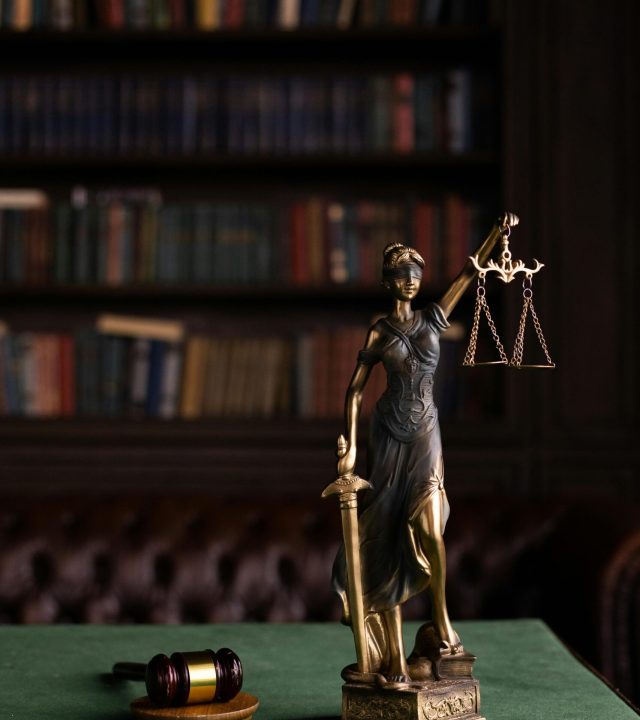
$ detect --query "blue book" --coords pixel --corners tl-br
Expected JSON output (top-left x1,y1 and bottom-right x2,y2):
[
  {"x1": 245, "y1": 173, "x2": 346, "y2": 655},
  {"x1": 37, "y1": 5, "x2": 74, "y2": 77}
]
[
  {"x1": 9, "y1": 77, "x2": 26, "y2": 153},
  {"x1": 146, "y1": 340, "x2": 167, "y2": 417},
  {"x1": 128, "y1": 336, "x2": 151, "y2": 418},
  {"x1": 53, "y1": 203, "x2": 73, "y2": 284},
  {"x1": 177, "y1": 205, "x2": 194, "y2": 284},
  {"x1": 226, "y1": 77, "x2": 244, "y2": 154},
  {"x1": 156, "y1": 206, "x2": 179, "y2": 283},
  {"x1": 192, "y1": 204, "x2": 214, "y2": 283},
  {"x1": 42, "y1": 76, "x2": 57, "y2": 155},
  {"x1": 199, "y1": 77, "x2": 219, "y2": 154},
  {"x1": 414, "y1": 74, "x2": 439, "y2": 152},
  {"x1": 252, "y1": 205, "x2": 273, "y2": 283},
  {"x1": 300, "y1": 0, "x2": 320, "y2": 26},
  {"x1": 1, "y1": 334, "x2": 21, "y2": 415},
  {"x1": 272, "y1": 79, "x2": 288, "y2": 154},
  {"x1": 212, "y1": 205, "x2": 230, "y2": 283},
  {"x1": 75, "y1": 328, "x2": 101, "y2": 416},
  {"x1": 101, "y1": 335, "x2": 126, "y2": 416},
  {"x1": 288, "y1": 77, "x2": 306, "y2": 154},
  {"x1": 16, "y1": 333, "x2": 38, "y2": 417},
  {"x1": 55, "y1": 77, "x2": 73, "y2": 155},
  {"x1": 346, "y1": 77, "x2": 366, "y2": 154},
  {"x1": 181, "y1": 76, "x2": 199, "y2": 155},
  {"x1": 72, "y1": 194, "x2": 96, "y2": 284},
  {"x1": 331, "y1": 78, "x2": 349, "y2": 153}
]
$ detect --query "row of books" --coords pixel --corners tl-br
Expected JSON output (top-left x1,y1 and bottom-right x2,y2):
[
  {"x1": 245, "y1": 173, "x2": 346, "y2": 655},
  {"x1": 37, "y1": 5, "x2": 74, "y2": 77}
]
[
  {"x1": 0, "y1": 188, "x2": 490, "y2": 287},
  {"x1": 0, "y1": 0, "x2": 493, "y2": 32},
  {"x1": 0, "y1": 315, "x2": 468, "y2": 420},
  {"x1": 0, "y1": 70, "x2": 496, "y2": 156}
]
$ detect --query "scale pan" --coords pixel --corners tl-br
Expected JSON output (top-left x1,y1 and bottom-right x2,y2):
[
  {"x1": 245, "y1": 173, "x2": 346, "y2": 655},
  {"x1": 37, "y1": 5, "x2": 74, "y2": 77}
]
[
  {"x1": 510, "y1": 363, "x2": 556, "y2": 369},
  {"x1": 462, "y1": 360, "x2": 508, "y2": 367}
]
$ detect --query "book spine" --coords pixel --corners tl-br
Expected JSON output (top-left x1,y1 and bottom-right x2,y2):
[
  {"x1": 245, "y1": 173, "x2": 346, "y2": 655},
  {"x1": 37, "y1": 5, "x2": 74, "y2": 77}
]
[
  {"x1": 128, "y1": 336, "x2": 151, "y2": 419},
  {"x1": 392, "y1": 72, "x2": 415, "y2": 154},
  {"x1": 158, "y1": 340, "x2": 183, "y2": 419},
  {"x1": 145, "y1": 339, "x2": 166, "y2": 417},
  {"x1": 59, "y1": 334, "x2": 76, "y2": 416}
]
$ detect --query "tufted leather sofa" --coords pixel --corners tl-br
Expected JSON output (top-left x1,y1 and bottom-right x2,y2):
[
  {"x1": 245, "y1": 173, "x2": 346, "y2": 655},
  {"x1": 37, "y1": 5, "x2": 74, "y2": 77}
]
[{"x1": 1, "y1": 494, "x2": 639, "y2": 704}]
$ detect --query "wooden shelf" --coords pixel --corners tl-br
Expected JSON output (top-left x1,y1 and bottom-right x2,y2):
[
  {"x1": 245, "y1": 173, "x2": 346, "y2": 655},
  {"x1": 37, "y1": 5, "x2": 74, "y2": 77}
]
[
  {"x1": 0, "y1": 153, "x2": 500, "y2": 191},
  {"x1": 0, "y1": 414, "x2": 522, "y2": 496},
  {"x1": 0, "y1": 26, "x2": 501, "y2": 67},
  {"x1": 0, "y1": 412, "x2": 516, "y2": 445}
]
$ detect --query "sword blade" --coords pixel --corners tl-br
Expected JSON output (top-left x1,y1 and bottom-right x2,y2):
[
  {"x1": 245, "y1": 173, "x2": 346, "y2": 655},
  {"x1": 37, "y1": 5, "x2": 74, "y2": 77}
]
[{"x1": 340, "y1": 491, "x2": 370, "y2": 674}]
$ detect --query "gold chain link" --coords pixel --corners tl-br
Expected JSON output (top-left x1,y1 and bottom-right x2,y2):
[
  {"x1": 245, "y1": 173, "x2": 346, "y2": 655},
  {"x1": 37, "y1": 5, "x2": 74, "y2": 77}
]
[
  {"x1": 463, "y1": 283, "x2": 509, "y2": 366},
  {"x1": 509, "y1": 287, "x2": 555, "y2": 367}
]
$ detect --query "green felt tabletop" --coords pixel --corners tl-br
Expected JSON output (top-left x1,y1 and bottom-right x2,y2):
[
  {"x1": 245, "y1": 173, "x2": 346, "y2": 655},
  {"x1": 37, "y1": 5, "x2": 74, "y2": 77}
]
[{"x1": 0, "y1": 619, "x2": 637, "y2": 720}]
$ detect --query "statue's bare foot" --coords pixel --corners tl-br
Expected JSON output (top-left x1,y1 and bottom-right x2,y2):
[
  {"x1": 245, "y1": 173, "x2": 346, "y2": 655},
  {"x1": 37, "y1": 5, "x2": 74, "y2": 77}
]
[
  {"x1": 386, "y1": 674, "x2": 411, "y2": 683},
  {"x1": 438, "y1": 629, "x2": 463, "y2": 655},
  {"x1": 384, "y1": 652, "x2": 411, "y2": 685},
  {"x1": 380, "y1": 673, "x2": 412, "y2": 689}
]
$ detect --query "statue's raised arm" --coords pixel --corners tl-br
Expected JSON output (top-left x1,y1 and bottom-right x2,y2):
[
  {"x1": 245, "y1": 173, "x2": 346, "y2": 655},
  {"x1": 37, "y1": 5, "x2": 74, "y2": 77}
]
[{"x1": 438, "y1": 212, "x2": 519, "y2": 319}]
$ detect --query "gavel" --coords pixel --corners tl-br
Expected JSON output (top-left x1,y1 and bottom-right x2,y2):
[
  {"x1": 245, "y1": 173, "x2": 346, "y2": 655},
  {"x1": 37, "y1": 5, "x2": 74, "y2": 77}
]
[{"x1": 113, "y1": 648, "x2": 243, "y2": 707}]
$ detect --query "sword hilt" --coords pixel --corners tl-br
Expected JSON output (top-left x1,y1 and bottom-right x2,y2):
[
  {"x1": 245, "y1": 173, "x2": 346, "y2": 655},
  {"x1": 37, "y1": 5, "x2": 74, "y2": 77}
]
[
  {"x1": 325, "y1": 435, "x2": 370, "y2": 498},
  {"x1": 321, "y1": 474, "x2": 372, "y2": 499}
]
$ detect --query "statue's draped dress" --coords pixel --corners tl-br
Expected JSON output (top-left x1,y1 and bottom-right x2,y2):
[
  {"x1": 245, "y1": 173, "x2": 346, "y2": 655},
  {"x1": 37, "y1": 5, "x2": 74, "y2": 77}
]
[{"x1": 333, "y1": 303, "x2": 450, "y2": 616}]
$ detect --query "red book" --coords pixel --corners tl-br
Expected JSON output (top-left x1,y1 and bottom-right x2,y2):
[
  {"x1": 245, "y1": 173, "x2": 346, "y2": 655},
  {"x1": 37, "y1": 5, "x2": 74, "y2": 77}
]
[
  {"x1": 389, "y1": 0, "x2": 416, "y2": 25},
  {"x1": 168, "y1": 0, "x2": 186, "y2": 27},
  {"x1": 305, "y1": 197, "x2": 325, "y2": 285},
  {"x1": 392, "y1": 73, "x2": 415, "y2": 154},
  {"x1": 98, "y1": 0, "x2": 125, "y2": 28},
  {"x1": 289, "y1": 201, "x2": 309, "y2": 285},
  {"x1": 224, "y1": 0, "x2": 244, "y2": 28}
]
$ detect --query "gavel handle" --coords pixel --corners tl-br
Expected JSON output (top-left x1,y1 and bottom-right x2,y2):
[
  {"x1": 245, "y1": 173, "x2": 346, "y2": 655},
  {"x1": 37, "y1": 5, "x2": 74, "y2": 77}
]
[{"x1": 113, "y1": 662, "x2": 147, "y2": 680}]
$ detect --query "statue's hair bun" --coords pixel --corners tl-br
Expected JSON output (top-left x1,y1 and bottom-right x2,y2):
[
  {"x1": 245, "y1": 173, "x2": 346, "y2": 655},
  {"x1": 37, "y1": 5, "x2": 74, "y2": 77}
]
[
  {"x1": 382, "y1": 242, "x2": 425, "y2": 270},
  {"x1": 383, "y1": 242, "x2": 406, "y2": 259}
]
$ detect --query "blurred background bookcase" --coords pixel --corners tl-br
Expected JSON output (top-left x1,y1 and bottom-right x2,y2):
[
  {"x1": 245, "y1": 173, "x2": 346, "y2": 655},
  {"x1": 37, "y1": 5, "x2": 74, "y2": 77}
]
[
  {"x1": 0, "y1": 1, "x2": 524, "y2": 496},
  {"x1": 1, "y1": 0, "x2": 635, "y2": 502}
]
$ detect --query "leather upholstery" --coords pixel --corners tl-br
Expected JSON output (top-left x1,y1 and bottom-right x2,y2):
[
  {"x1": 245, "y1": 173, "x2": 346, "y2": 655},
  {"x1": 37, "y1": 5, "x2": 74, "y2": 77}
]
[{"x1": 1, "y1": 494, "x2": 638, "y2": 703}]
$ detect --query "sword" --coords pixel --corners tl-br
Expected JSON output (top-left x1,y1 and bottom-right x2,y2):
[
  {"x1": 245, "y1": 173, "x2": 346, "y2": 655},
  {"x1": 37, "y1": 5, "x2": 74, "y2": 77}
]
[{"x1": 322, "y1": 434, "x2": 372, "y2": 674}]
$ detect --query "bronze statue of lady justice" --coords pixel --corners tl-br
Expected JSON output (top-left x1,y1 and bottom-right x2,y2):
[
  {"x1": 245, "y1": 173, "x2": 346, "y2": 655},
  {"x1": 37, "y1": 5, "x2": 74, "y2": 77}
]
[{"x1": 323, "y1": 212, "x2": 524, "y2": 720}]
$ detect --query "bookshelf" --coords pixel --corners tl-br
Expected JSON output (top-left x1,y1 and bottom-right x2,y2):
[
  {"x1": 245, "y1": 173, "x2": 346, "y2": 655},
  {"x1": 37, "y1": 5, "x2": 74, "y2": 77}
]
[{"x1": 0, "y1": 0, "x2": 517, "y2": 495}]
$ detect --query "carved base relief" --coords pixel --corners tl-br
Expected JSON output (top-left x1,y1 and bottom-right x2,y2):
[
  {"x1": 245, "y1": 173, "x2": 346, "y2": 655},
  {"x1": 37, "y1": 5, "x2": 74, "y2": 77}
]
[{"x1": 342, "y1": 678, "x2": 484, "y2": 720}]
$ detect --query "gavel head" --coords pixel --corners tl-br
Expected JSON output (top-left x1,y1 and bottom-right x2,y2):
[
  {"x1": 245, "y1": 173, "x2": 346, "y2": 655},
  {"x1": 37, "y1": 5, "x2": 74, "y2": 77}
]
[{"x1": 145, "y1": 648, "x2": 242, "y2": 707}]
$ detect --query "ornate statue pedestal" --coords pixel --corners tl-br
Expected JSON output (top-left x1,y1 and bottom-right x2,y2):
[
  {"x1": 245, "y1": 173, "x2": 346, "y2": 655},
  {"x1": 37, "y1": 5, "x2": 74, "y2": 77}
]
[
  {"x1": 342, "y1": 678, "x2": 484, "y2": 720},
  {"x1": 340, "y1": 622, "x2": 484, "y2": 720}
]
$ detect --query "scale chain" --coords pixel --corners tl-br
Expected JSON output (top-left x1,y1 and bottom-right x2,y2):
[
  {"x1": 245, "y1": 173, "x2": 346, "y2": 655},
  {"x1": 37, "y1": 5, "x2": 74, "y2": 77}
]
[
  {"x1": 463, "y1": 281, "x2": 508, "y2": 366},
  {"x1": 510, "y1": 286, "x2": 554, "y2": 367}
]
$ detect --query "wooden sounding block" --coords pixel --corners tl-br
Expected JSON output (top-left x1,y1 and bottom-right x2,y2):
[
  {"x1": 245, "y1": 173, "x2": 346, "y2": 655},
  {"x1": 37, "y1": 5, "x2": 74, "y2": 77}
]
[{"x1": 131, "y1": 692, "x2": 259, "y2": 720}]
